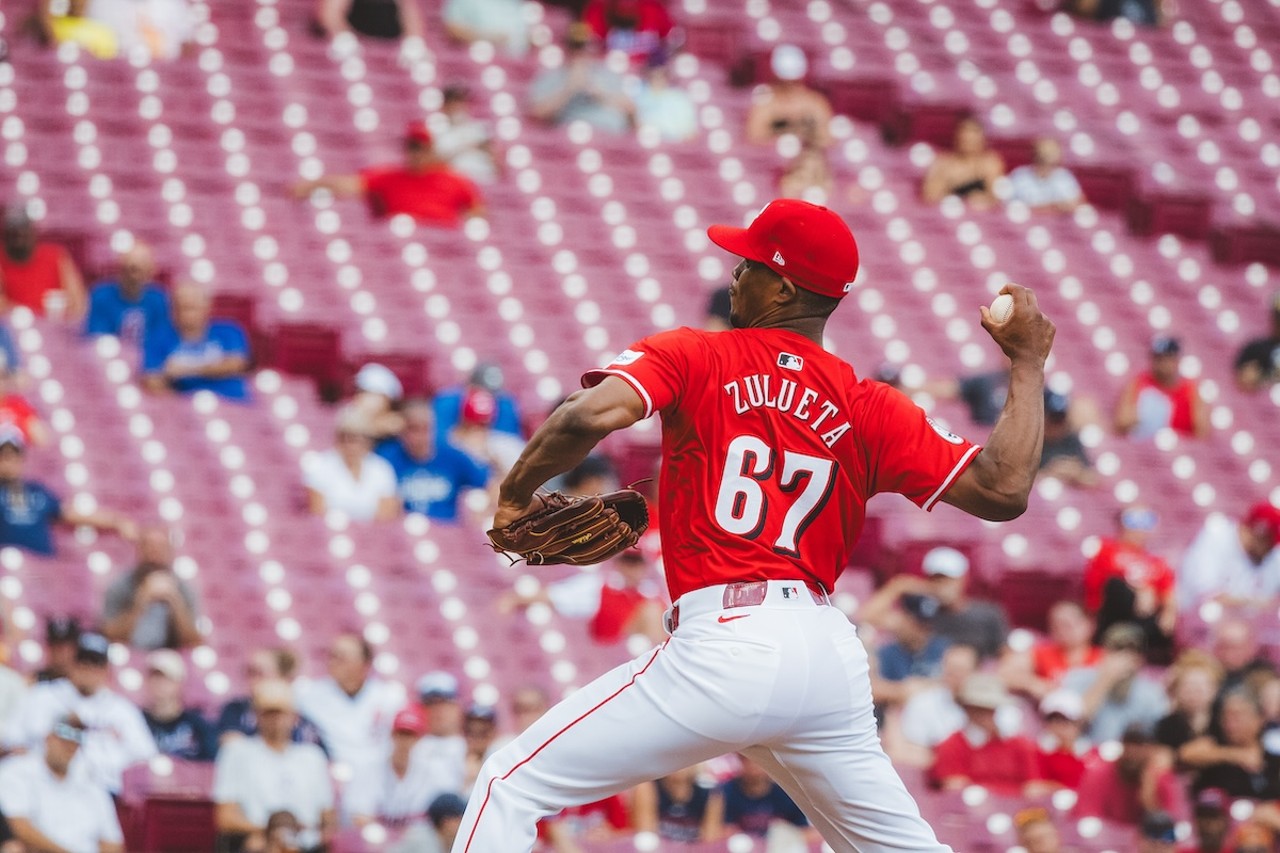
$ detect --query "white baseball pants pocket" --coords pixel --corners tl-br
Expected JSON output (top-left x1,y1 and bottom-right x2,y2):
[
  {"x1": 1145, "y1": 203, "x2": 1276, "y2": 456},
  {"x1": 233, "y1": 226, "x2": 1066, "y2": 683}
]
[{"x1": 453, "y1": 581, "x2": 954, "y2": 852}]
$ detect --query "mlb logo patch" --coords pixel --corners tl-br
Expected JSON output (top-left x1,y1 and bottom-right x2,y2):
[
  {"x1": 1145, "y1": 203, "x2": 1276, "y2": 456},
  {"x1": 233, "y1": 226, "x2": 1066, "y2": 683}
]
[
  {"x1": 777, "y1": 353, "x2": 804, "y2": 371},
  {"x1": 782, "y1": 586, "x2": 799, "y2": 599}
]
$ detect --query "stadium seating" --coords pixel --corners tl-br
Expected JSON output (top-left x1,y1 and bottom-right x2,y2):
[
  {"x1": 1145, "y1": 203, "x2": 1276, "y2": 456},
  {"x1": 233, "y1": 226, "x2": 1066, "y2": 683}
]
[{"x1": 1, "y1": 0, "x2": 1278, "y2": 848}]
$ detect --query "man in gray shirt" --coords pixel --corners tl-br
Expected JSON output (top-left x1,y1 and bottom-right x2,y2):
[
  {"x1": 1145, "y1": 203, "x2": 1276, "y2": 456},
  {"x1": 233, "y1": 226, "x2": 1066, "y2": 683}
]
[
  {"x1": 1060, "y1": 623, "x2": 1168, "y2": 743},
  {"x1": 102, "y1": 526, "x2": 201, "y2": 650},
  {"x1": 529, "y1": 24, "x2": 635, "y2": 134}
]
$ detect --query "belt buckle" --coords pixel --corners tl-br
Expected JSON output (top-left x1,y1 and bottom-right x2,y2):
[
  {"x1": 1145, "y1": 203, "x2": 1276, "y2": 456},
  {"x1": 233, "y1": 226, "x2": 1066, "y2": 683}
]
[{"x1": 722, "y1": 581, "x2": 769, "y2": 609}]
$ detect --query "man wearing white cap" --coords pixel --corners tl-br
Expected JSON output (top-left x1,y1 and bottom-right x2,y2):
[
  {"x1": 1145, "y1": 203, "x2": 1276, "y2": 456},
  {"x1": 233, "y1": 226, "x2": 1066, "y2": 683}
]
[
  {"x1": 860, "y1": 547, "x2": 1009, "y2": 660},
  {"x1": 352, "y1": 362, "x2": 408, "y2": 442},
  {"x1": 141, "y1": 649, "x2": 218, "y2": 762},
  {"x1": 1035, "y1": 689, "x2": 1091, "y2": 789},
  {"x1": 745, "y1": 44, "x2": 833, "y2": 148},
  {"x1": 928, "y1": 674, "x2": 1043, "y2": 796}
]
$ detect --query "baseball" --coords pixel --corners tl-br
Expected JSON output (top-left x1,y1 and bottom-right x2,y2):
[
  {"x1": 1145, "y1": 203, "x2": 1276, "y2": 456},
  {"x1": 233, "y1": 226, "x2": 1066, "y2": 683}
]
[{"x1": 989, "y1": 293, "x2": 1015, "y2": 325}]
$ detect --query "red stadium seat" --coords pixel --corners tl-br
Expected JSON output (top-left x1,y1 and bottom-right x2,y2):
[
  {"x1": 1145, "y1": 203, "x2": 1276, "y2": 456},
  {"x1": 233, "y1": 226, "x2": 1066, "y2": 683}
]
[
  {"x1": 266, "y1": 322, "x2": 345, "y2": 398},
  {"x1": 1127, "y1": 193, "x2": 1214, "y2": 240}
]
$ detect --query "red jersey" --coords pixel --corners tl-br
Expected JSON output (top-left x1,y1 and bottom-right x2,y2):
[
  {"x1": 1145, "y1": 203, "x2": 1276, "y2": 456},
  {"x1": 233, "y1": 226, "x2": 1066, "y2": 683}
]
[
  {"x1": 584, "y1": 327, "x2": 980, "y2": 601},
  {"x1": 1082, "y1": 537, "x2": 1176, "y2": 611},
  {"x1": 0, "y1": 243, "x2": 68, "y2": 315},
  {"x1": 1132, "y1": 371, "x2": 1197, "y2": 436},
  {"x1": 589, "y1": 584, "x2": 651, "y2": 644},
  {"x1": 360, "y1": 166, "x2": 481, "y2": 226},
  {"x1": 1032, "y1": 642, "x2": 1103, "y2": 682},
  {"x1": 928, "y1": 730, "x2": 1041, "y2": 795}
]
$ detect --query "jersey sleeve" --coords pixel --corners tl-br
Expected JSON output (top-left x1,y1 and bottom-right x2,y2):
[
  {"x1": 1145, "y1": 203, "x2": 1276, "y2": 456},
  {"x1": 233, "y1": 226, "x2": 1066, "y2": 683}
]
[
  {"x1": 581, "y1": 328, "x2": 705, "y2": 419},
  {"x1": 862, "y1": 385, "x2": 981, "y2": 511}
]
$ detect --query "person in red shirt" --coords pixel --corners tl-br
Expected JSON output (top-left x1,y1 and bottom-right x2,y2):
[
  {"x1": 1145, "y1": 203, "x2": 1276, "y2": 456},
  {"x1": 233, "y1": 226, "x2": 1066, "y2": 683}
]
[
  {"x1": 1085, "y1": 505, "x2": 1177, "y2": 657},
  {"x1": 0, "y1": 358, "x2": 48, "y2": 448},
  {"x1": 0, "y1": 206, "x2": 86, "y2": 320},
  {"x1": 929, "y1": 673, "x2": 1045, "y2": 795},
  {"x1": 537, "y1": 793, "x2": 631, "y2": 844},
  {"x1": 1073, "y1": 725, "x2": 1185, "y2": 825},
  {"x1": 1002, "y1": 600, "x2": 1102, "y2": 700},
  {"x1": 457, "y1": 198, "x2": 1056, "y2": 852},
  {"x1": 1036, "y1": 689, "x2": 1093, "y2": 789},
  {"x1": 292, "y1": 122, "x2": 483, "y2": 227},
  {"x1": 582, "y1": 0, "x2": 673, "y2": 65},
  {"x1": 1115, "y1": 336, "x2": 1209, "y2": 440}
]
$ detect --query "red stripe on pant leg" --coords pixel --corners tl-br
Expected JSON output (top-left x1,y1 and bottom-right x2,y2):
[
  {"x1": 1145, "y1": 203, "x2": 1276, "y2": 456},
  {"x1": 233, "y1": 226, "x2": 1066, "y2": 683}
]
[{"x1": 463, "y1": 643, "x2": 667, "y2": 852}]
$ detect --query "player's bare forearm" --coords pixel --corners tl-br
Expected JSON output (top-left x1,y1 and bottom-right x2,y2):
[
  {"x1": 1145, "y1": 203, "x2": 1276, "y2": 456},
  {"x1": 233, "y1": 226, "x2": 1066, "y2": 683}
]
[
  {"x1": 496, "y1": 377, "x2": 644, "y2": 517},
  {"x1": 943, "y1": 284, "x2": 1055, "y2": 521}
]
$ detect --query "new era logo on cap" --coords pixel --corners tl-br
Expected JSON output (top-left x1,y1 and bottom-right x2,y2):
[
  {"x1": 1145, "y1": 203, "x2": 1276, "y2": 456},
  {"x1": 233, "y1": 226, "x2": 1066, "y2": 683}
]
[
  {"x1": 777, "y1": 353, "x2": 804, "y2": 371},
  {"x1": 772, "y1": 250, "x2": 786, "y2": 266}
]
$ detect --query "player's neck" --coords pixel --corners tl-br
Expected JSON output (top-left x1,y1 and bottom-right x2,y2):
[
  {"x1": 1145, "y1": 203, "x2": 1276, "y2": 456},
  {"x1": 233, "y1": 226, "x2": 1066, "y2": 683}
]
[{"x1": 747, "y1": 315, "x2": 827, "y2": 346}]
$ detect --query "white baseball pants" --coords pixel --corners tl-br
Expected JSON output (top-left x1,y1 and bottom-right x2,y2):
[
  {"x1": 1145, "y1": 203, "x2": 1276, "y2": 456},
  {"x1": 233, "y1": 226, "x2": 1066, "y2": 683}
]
[{"x1": 453, "y1": 580, "x2": 954, "y2": 852}]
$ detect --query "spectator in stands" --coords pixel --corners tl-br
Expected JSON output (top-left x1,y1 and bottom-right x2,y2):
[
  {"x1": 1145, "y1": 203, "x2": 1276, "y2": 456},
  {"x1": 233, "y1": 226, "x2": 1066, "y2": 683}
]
[
  {"x1": 704, "y1": 285, "x2": 731, "y2": 331},
  {"x1": 894, "y1": 644, "x2": 979, "y2": 765},
  {"x1": 4, "y1": 631, "x2": 157, "y2": 793},
  {"x1": 442, "y1": 0, "x2": 527, "y2": 56},
  {"x1": 294, "y1": 122, "x2": 484, "y2": 227},
  {"x1": 142, "y1": 283, "x2": 252, "y2": 400},
  {"x1": 216, "y1": 647, "x2": 327, "y2": 751},
  {"x1": 872, "y1": 593, "x2": 950, "y2": 706},
  {"x1": 1211, "y1": 619, "x2": 1277, "y2": 705},
  {"x1": 0, "y1": 714, "x2": 124, "y2": 853},
  {"x1": 73, "y1": 0, "x2": 194, "y2": 59},
  {"x1": 779, "y1": 144, "x2": 835, "y2": 204},
  {"x1": 84, "y1": 242, "x2": 171, "y2": 346},
  {"x1": 141, "y1": 648, "x2": 217, "y2": 762},
  {"x1": 1014, "y1": 807, "x2": 1063, "y2": 853},
  {"x1": 1183, "y1": 686, "x2": 1280, "y2": 800},
  {"x1": 1062, "y1": 623, "x2": 1169, "y2": 743},
  {"x1": 929, "y1": 673, "x2": 1044, "y2": 795},
  {"x1": 0, "y1": 426, "x2": 135, "y2": 556},
  {"x1": 313, "y1": 0, "x2": 425, "y2": 42},
  {"x1": 293, "y1": 633, "x2": 405, "y2": 774},
  {"x1": 1040, "y1": 389, "x2": 1096, "y2": 487},
  {"x1": 1155, "y1": 651, "x2": 1223, "y2": 760},
  {"x1": 1234, "y1": 292, "x2": 1280, "y2": 392},
  {"x1": 1007, "y1": 138, "x2": 1083, "y2": 213},
  {"x1": 214, "y1": 679, "x2": 336, "y2": 852},
  {"x1": 1074, "y1": 724, "x2": 1183, "y2": 824},
  {"x1": 861, "y1": 546, "x2": 1008, "y2": 660},
  {"x1": 720, "y1": 754, "x2": 810, "y2": 838},
  {"x1": 632, "y1": 764, "x2": 724, "y2": 842},
  {"x1": 411, "y1": 671, "x2": 467, "y2": 796},
  {"x1": 389, "y1": 792, "x2": 467, "y2": 853},
  {"x1": 745, "y1": 44, "x2": 832, "y2": 148},
  {"x1": 529, "y1": 25, "x2": 635, "y2": 133},
  {"x1": 1115, "y1": 335, "x2": 1209, "y2": 440},
  {"x1": 102, "y1": 525, "x2": 201, "y2": 650},
  {"x1": 1085, "y1": 505, "x2": 1177, "y2": 657},
  {"x1": 541, "y1": 794, "x2": 633, "y2": 843},
  {"x1": 0, "y1": 346, "x2": 49, "y2": 448},
  {"x1": 500, "y1": 549, "x2": 665, "y2": 645},
  {"x1": 447, "y1": 385, "x2": 526, "y2": 474},
  {"x1": 547, "y1": 452, "x2": 619, "y2": 496},
  {"x1": 463, "y1": 703, "x2": 498, "y2": 789},
  {"x1": 347, "y1": 705, "x2": 449, "y2": 827},
  {"x1": 303, "y1": 406, "x2": 401, "y2": 522},
  {"x1": 1036, "y1": 689, "x2": 1091, "y2": 789},
  {"x1": 1141, "y1": 811, "x2": 1180, "y2": 853},
  {"x1": 1184, "y1": 788, "x2": 1233, "y2": 853},
  {"x1": 36, "y1": 616, "x2": 79, "y2": 683},
  {"x1": 376, "y1": 400, "x2": 488, "y2": 523},
  {"x1": 1069, "y1": 0, "x2": 1164, "y2": 27},
  {"x1": 1179, "y1": 503, "x2": 1280, "y2": 610},
  {"x1": 508, "y1": 685, "x2": 549, "y2": 739},
  {"x1": 432, "y1": 85, "x2": 500, "y2": 185},
  {"x1": 921, "y1": 117, "x2": 1005, "y2": 210},
  {"x1": 0, "y1": 205, "x2": 86, "y2": 321},
  {"x1": 350, "y1": 362, "x2": 406, "y2": 442},
  {"x1": 1002, "y1": 600, "x2": 1102, "y2": 700},
  {"x1": 583, "y1": 0, "x2": 674, "y2": 65},
  {"x1": 633, "y1": 52, "x2": 698, "y2": 142},
  {"x1": 434, "y1": 363, "x2": 522, "y2": 441}
]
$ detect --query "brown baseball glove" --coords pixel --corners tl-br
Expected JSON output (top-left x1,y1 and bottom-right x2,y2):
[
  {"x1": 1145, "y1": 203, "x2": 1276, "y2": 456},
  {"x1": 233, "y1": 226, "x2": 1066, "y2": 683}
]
[{"x1": 486, "y1": 489, "x2": 650, "y2": 566}]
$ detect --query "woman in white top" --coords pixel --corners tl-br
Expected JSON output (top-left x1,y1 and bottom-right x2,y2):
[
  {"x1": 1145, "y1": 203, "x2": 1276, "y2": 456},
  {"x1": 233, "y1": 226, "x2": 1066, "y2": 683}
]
[{"x1": 303, "y1": 406, "x2": 400, "y2": 522}]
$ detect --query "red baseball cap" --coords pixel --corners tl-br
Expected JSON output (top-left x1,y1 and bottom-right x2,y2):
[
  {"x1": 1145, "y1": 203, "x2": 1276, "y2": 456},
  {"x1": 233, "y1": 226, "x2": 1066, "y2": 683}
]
[
  {"x1": 404, "y1": 120, "x2": 433, "y2": 147},
  {"x1": 392, "y1": 705, "x2": 428, "y2": 736},
  {"x1": 1244, "y1": 501, "x2": 1280, "y2": 544},
  {"x1": 461, "y1": 388, "x2": 497, "y2": 426},
  {"x1": 707, "y1": 199, "x2": 860, "y2": 299}
]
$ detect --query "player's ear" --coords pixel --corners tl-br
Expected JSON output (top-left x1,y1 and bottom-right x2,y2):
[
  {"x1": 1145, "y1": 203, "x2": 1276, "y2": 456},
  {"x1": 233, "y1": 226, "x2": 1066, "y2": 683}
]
[{"x1": 775, "y1": 275, "x2": 800, "y2": 306}]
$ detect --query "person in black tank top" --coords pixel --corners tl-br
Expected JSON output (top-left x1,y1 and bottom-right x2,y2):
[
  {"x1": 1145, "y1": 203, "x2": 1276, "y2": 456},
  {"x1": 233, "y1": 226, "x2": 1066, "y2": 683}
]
[
  {"x1": 632, "y1": 766, "x2": 724, "y2": 841},
  {"x1": 313, "y1": 0, "x2": 425, "y2": 41}
]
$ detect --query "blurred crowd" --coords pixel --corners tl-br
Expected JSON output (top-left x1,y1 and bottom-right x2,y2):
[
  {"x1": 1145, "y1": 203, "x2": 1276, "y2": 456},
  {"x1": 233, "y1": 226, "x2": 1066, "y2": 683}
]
[{"x1": 0, "y1": 0, "x2": 1278, "y2": 850}]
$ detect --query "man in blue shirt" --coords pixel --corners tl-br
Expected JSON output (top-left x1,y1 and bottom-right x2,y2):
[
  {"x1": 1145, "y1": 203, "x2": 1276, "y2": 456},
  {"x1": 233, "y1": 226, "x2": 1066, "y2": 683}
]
[
  {"x1": 142, "y1": 283, "x2": 251, "y2": 401},
  {"x1": 874, "y1": 593, "x2": 952, "y2": 707},
  {"x1": 432, "y1": 362, "x2": 522, "y2": 443},
  {"x1": 376, "y1": 401, "x2": 488, "y2": 522},
  {"x1": 84, "y1": 243, "x2": 171, "y2": 347},
  {"x1": 721, "y1": 755, "x2": 809, "y2": 838},
  {"x1": 0, "y1": 426, "x2": 135, "y2": 555}
]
